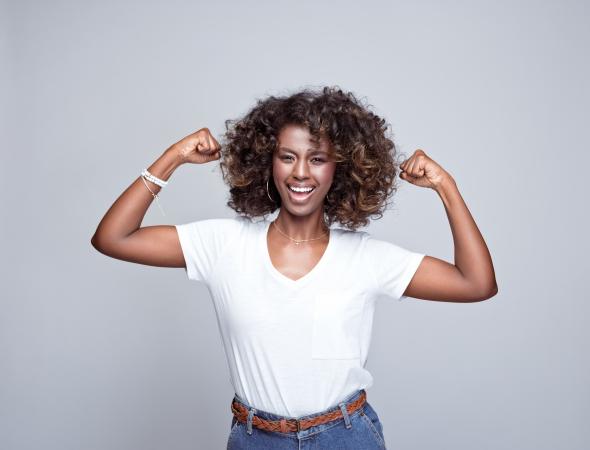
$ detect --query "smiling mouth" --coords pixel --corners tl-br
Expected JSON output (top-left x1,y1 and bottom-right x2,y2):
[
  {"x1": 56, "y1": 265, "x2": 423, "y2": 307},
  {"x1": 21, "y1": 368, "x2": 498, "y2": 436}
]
[
  {"x1": 286, "y1": 184, "x2": 316, "y2": 200},
  {"x1": 287, "y1": 185, "x2": 316, "y2": 193}
]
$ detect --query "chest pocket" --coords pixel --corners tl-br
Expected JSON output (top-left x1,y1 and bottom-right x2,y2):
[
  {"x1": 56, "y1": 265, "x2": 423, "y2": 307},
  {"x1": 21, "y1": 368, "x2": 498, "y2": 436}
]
[{"x1": 311, "y1": 289, "x2": 365, "y2": 359}]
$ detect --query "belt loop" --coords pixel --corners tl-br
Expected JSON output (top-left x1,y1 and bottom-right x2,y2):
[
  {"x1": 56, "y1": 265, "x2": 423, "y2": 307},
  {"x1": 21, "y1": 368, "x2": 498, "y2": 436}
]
[
  {"x1": 339, "y1": 402, "x2": 352, "y2": 429},
  {"x1": 246, "y1": 407, "x2": 256, "y2": 435}
]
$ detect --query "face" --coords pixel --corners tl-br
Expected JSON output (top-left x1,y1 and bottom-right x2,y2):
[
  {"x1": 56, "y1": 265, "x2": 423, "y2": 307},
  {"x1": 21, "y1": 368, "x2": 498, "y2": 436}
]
[{"x1": 272, "y1": 124, "x2": 336, "y2": 216}]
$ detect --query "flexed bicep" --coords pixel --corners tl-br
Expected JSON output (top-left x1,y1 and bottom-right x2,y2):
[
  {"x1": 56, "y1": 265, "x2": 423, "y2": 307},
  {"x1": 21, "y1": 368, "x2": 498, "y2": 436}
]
[{"x1": 402, "y1": 255, "x2": 492, "y2": 302}]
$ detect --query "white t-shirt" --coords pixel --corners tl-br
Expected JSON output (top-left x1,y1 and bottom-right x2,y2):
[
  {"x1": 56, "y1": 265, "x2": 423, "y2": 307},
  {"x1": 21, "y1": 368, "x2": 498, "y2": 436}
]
[{"x1": 175, "y1": 215, "x2": 425, "y2": 417}]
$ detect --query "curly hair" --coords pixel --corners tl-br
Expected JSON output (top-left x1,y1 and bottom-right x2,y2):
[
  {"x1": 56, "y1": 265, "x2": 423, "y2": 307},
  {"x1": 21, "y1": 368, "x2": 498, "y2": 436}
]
[{"x1": 218, "y1": 85, "x2": 405, "y2": 231}]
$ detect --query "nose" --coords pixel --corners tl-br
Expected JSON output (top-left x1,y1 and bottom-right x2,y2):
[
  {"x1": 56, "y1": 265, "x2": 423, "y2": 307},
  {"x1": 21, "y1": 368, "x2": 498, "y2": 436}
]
[{"x1": 292, "y1": 158, "x2": 311, "y2": 179}]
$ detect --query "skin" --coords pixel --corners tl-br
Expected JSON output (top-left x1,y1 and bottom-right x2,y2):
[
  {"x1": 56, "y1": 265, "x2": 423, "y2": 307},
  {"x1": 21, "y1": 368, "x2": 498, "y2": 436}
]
[
  {"x1": 266, "y1": 124, "x2": 337, "y2": 282},
  {"x1": 91, "y1": 126, "x2": 497, "y2": 302},
  {"x1": 90, "y1": 128, "x2": 221, "y2": 268},
  {"x1": 268, "y1": 125, "x2": 498, "y2": 302},
  {"x1": 399, "y1": 150, "x2": 498, "y2": 302}
]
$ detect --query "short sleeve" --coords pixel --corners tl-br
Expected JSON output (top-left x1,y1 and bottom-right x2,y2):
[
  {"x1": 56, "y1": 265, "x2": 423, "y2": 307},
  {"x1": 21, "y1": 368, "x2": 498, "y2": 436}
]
[
  {"x1": 363, "y1": 233, "x2": 425, "y2": 301},
  {"x1": 175, "y1": 217, "x2": 242, "y2": 283}
]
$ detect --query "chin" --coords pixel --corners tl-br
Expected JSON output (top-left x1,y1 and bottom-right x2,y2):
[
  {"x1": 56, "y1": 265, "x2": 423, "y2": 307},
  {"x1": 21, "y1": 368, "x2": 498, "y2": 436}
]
[{"x1": 281, "y1": 199, "x2": 326, "y2": 215}]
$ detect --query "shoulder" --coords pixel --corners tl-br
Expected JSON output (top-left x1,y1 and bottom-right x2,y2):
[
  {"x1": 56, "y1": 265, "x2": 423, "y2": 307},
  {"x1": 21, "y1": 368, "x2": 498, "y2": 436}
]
[
  {"x1": 336, "y1": 228, "x2": 404, "y2": 255},
  {"x1": 330, "y1": 227, "x2": 369, "y2": 250},
  {"x1": 332, "y1": 226, "x2": 368, "y2": 240},
  {"x1": 178, "y1": 215, "x2": 250, "y2": 230},
  {"x1": 175, "y1": 215, "x2": 253, "y2": 241}
]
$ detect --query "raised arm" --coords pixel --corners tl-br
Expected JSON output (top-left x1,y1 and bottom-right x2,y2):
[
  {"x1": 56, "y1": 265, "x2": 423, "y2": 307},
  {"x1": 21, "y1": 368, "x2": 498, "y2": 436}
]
[
  {"x1": 399, "y1": 149, "x2": 498, "y2": 303},
  {"x1": 90, "y1": 127, "x2": 222, "y2": 268}
]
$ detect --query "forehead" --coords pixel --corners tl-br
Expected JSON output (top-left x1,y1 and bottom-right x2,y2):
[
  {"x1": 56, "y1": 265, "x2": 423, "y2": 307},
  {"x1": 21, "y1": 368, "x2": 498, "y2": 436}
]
[{"x1": 277, "y1": 124, "x2": 330, "y2": 152}]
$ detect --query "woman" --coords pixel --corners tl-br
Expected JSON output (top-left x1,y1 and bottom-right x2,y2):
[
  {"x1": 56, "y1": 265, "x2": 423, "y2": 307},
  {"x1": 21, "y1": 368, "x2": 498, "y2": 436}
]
[{"x1": 91, "y1": 86, "x2": 497, "y2": 449}]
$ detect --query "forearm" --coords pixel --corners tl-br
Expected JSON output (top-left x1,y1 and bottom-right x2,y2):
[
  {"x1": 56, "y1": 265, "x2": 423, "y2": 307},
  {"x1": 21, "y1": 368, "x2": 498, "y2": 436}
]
[
  {"x1": 435, "y1": 176, "x2": 498, "y2": 295},
  {"x1": 91, "y1": 145, "x2": 183, "y2": 246}
]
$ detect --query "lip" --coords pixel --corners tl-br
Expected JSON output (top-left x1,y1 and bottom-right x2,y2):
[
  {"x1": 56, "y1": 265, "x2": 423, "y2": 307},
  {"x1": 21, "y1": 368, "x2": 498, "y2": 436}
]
[{"x1": 286, "y1": 184, "x2": 316, "y2": 203}]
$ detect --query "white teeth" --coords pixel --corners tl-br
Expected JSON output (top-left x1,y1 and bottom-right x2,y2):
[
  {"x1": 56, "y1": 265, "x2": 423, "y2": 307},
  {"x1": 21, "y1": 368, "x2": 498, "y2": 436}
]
[{"x1": 288, "y1": 185, "x2": 314, "y2": 193}]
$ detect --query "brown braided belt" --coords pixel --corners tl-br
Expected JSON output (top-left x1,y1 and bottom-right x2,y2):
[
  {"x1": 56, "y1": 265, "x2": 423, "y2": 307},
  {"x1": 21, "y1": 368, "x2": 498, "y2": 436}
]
[{"x1": 231, "y1": 390, "x2": 366, "y2": 434}]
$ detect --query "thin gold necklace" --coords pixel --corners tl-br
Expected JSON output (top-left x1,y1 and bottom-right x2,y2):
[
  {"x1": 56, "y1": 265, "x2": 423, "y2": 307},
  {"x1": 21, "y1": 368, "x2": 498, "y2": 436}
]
[{"x1": 271, "y1": 220, "x2": 330, "y2": 246}]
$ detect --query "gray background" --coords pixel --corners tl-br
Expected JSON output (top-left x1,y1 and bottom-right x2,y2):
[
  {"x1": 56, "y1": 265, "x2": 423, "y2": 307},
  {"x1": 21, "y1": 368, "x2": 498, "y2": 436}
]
[{"x1": 2, "y1": 0, "x2": 588, "y2": 449}]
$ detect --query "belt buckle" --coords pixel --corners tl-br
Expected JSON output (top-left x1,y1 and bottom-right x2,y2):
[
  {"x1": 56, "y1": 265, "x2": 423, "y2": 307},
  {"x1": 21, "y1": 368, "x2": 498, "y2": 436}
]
[{"x1": 295, "y1": 418, "x2": 302, "y2": 432}]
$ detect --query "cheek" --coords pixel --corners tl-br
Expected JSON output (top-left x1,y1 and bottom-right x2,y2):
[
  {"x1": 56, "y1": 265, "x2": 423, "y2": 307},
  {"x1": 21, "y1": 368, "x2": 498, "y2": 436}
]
[
  {"x1": 317, "y1": 167, "x2": 336, "y2": 186},
  {"x1": 272, "y1": 161, "x2": 289, "y2": 179}
]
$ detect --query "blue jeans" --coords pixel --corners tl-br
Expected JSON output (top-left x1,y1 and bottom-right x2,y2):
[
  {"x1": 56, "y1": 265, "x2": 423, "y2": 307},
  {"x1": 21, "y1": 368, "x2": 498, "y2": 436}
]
[{"x1": 227, "y1": 389, "x2": 387, "y2": 449}]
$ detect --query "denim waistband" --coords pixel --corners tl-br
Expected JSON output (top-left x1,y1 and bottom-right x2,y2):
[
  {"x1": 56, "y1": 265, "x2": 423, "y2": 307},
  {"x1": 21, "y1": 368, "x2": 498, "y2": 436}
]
[{"x1": 231, "y1": 388, "x2": 366, "y2": 422}]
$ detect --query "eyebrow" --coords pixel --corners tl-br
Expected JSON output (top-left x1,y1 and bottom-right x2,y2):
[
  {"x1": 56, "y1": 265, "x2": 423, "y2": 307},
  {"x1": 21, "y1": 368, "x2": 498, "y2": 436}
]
[{"x1": 278, "y1": 146, "x2": 327, "y2": 154}]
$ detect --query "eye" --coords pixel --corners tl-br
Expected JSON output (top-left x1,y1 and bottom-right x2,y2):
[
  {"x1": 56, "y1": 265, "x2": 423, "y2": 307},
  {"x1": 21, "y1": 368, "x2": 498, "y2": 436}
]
[{"x1": 280, "y1": 155, "x2": 324, "y2": 164}]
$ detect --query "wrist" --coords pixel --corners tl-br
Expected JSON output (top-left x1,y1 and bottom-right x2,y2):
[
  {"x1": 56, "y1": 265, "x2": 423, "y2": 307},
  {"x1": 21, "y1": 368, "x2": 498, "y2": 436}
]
[
  {"x1": 164, "y1": 145, "x2": 186, "y2": 168},
  {"x1": 434, "y1": 174, "x2": 458, "y2": 208},
  {"x1": 146, "y1": 147, "x2": 183, "y2": 183},
  {"x1": 434, "y1": 173, "x2": 455, "y2": 192}
]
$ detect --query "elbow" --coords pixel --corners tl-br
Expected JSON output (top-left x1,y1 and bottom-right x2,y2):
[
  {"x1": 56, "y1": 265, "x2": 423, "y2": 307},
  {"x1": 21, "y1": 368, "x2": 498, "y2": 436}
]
[
  {"x1": 483, "y1": 284, "x2": 499, "y2": 300},
  {"x1": 91, "y1": 234, "x2": 101, "y2": 250},
  {"x1": 471, "y1": 282, "x2": 498, "y2": 302},
  {"x1": 91, "y1": 235, "x2": 98, "y2": 249},
  {"x1": 91, "y1": 234, "x2": 109, "y2": 254}
]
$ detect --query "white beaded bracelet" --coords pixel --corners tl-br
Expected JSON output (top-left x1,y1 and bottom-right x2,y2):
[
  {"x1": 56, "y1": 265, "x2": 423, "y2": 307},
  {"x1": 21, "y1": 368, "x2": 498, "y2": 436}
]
[
  {"x1": 140, "y1": 169, "x2": 167, "y2": 217},
  {"x1": 141, "y1": 168, "x2": 168, "y2": 187}
]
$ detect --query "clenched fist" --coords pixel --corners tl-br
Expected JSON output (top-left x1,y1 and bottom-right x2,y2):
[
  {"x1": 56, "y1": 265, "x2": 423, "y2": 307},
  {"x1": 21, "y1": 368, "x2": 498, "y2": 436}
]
[
  {"x1": 173, "y1": 127, "x2": 222, "y2": 165},
  {"x1": 400, "y1": 149, "x2": 451, "y2": 190}
]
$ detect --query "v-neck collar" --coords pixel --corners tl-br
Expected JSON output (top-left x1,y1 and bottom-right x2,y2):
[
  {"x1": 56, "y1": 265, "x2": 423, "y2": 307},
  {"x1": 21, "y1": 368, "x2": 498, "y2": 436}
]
[{"x1": 261, "y1": 218, "x2": 335, "y2": 288}]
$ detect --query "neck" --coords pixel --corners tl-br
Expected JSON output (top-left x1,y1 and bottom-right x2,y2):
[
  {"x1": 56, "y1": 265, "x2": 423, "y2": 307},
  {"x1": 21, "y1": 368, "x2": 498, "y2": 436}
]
[{"x1": 273, "y1": 209, "x2": 329, "y2": 241}]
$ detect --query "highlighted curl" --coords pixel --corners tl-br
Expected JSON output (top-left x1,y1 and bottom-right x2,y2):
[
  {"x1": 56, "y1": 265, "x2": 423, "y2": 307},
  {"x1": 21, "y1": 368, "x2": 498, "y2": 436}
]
[{"x1": 219, "y1": 86, "x2": 406, "y2": 231}]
